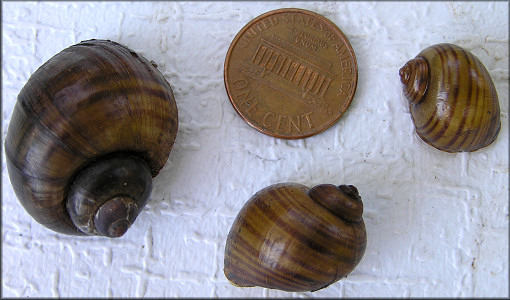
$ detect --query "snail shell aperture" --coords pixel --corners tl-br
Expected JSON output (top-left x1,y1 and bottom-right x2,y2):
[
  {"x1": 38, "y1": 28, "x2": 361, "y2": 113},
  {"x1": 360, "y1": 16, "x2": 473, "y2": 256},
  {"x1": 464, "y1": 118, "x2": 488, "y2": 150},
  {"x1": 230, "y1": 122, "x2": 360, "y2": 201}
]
[
  {"x1": 224, "y1": 183, "x2": 367, "y2": 292},
  {"x1": 399, "y1": 43, "x2": 501, "y2": 153},
  {"x1": 4, "y1": 39, "x2": 178, "y2": 237}
]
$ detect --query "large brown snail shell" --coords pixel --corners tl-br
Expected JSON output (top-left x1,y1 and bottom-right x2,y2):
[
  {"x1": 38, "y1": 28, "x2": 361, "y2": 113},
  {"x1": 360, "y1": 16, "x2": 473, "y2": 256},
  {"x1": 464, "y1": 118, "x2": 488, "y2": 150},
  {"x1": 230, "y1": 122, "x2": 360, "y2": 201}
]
[
  {"x1": 399, "y1": 43, "x2": 500, "y2": 153},
  {"x1": 4, "y1": 39, "x2": 178, "y2": 237},
  {"x1": 224, "y1": 183, "x2": 367, "y2": 292}
]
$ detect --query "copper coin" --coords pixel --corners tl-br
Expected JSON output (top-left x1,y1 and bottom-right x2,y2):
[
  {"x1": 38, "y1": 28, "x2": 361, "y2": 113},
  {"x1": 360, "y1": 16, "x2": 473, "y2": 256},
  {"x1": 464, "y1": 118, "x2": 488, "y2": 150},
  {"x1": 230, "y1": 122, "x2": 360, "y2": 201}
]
[{"x1": 224, "y1": 8, "x2": 358, "y2": 139}]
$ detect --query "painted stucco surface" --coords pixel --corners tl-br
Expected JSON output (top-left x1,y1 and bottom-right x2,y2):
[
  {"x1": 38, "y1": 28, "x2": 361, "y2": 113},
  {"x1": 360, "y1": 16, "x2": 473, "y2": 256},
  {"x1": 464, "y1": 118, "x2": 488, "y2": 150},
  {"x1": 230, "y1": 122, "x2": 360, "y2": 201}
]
[{"x1": 2, "y1": 1, "x2": 508, "y2": 297}]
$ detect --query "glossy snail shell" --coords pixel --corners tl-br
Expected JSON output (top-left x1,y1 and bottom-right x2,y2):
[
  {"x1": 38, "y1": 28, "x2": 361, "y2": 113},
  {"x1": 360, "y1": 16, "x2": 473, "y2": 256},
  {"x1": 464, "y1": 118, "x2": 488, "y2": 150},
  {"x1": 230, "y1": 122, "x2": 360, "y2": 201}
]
[
  {"x1": 4, "y1": 39, "x2": 178, "y2": 237},
  {"x1": 224, "y1": 183, "x2": 367, "y2": 292},
  {"x1": 399, "y1": 43, "x2": 500, "y2": 153}
]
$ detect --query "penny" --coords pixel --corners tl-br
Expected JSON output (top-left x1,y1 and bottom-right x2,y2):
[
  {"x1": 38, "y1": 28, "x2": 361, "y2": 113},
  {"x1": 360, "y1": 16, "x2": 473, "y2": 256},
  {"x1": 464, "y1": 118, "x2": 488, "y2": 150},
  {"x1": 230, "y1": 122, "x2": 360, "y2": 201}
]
[{"x1": 224, "y1": 8, "x2": 358, "y2": 139}]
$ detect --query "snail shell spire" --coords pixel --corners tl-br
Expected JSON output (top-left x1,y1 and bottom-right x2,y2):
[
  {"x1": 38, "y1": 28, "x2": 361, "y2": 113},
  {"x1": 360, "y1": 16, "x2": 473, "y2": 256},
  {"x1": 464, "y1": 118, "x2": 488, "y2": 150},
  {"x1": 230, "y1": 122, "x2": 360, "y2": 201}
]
[
  {"x1": 66, "y1": 153, "x2": 152, "y2": 237},
  {"x1": 399, "y1": 57, "x2": 429, "y2": 105},
  {"x1": 307, "y1": 184, "x2": 363, "y2": 222}
]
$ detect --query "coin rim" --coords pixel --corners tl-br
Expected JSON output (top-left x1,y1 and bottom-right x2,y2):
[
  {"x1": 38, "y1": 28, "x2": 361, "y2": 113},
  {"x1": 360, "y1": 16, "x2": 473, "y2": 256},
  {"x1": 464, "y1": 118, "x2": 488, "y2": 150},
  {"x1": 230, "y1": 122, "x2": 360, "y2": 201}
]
[{"x1": 224, "y1": 7, "x2": 358, "y2": 139}]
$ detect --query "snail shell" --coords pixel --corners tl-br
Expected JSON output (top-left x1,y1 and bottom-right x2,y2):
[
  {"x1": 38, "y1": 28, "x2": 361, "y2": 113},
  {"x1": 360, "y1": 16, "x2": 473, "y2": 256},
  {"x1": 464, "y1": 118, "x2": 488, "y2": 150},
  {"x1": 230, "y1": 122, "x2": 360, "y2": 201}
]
[
  {"x1": 224, "y1": 183, "x2": 367, "y2": 292},
  {"x1": 399, "y1": 43, "x2": 500, "y2": 153},
  {"x1": 4, "y1": 39, "x2": 178, "y2": 237}
]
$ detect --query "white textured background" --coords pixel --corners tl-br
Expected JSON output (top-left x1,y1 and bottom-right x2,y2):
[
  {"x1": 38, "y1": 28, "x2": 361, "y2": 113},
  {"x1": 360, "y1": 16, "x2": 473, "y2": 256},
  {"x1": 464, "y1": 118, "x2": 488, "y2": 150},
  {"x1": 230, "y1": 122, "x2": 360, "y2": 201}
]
[{"x1": 2, "y1": 1, "x2": 508, "y2": 297}]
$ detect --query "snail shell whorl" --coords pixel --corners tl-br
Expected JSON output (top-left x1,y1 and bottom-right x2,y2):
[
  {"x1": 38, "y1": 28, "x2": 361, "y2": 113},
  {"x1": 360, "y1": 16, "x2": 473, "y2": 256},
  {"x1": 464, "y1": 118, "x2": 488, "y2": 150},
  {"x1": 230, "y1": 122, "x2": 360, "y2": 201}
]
[
  {"x1": 66, "y1": 153, "x2": 152, "y2": 237},
  {"x1": 4, "y1": 39, "x2": 178, "y2": 236},
  {"x1": 224, "y1": 183, "x2": 367, "y2": 292},
  {"x1": 399, "y1": 57, "x2": 429, "y2": 105},
  {"x1": 308, "y1": 184, "x2": 363, "y2": 222},
  {"x1": 400, "y1": 43, "x2": 500, "y2": 152}
]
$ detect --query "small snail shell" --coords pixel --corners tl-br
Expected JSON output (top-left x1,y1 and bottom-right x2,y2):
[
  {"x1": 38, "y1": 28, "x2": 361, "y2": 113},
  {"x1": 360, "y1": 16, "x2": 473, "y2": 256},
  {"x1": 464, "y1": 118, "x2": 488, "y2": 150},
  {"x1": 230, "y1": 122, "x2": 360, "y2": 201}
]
[
  {"x1": 399, "y1": 43, "x2": 500, "y2": 153},
  {"x1": 224, "y1": 183, "x2": 367, "y2": 292},
  {"x1": 4, "y1": 39, "x2": 178, "y2": 237}
]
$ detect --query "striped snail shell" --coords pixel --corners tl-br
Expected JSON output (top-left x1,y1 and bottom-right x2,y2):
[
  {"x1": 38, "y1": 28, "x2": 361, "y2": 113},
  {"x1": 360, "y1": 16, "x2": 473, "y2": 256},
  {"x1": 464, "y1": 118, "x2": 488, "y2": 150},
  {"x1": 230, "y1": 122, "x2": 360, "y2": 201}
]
[
  {"x1": 4, "y1": 39, "x2": 178, "y2": 237},
  {"x1": 224, "y1": 183, "x2": 367, "y2": 292},
  {"x1": 399, "y1": 43, "x2": 500, "y2": 153}
]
